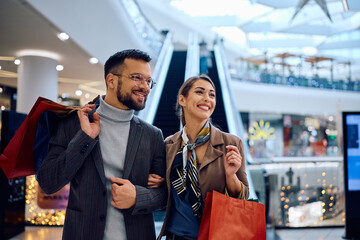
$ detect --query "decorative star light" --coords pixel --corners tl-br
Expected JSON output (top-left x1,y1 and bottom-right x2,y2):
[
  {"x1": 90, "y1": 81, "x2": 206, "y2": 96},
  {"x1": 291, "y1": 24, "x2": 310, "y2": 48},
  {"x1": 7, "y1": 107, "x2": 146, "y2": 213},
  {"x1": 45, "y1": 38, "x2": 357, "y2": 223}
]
[{"x1": 291, "y1": 0, "x2": 333, "y2": 22}]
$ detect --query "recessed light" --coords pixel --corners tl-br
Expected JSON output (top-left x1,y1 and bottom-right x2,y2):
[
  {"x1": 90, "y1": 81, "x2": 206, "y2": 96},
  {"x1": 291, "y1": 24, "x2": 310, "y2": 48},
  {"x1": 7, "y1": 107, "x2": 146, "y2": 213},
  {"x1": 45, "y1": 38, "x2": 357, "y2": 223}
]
[
  {"x1": 89, "y1": 57, "x2": 99, "y2": 64},
  {"x1": 75, "y1": 90, "x2": 83, "y2": 96},
  {"x1": 56, "y1": 65, "x2": 64, "y2": 71},
  {"x1": 57, "y1": 32, "x2": 69, "y2": 41},
  {"x1": 85, "y1": 93, "x2": 90, "y2": 99},
  {"x1": 14, "y1": 59, "x2": 21, "y2": 65}
]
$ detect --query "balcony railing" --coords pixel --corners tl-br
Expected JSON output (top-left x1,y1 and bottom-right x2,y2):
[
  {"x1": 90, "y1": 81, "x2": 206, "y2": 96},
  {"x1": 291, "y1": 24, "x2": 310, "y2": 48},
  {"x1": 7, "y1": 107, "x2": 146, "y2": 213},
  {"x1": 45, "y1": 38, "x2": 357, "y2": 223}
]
[
  {"x1": 232, "y1": 71, "x2": 360, "y2": 92},
  {"x1": 121, "y1": 0, "x2": 164, "y2": 55}
]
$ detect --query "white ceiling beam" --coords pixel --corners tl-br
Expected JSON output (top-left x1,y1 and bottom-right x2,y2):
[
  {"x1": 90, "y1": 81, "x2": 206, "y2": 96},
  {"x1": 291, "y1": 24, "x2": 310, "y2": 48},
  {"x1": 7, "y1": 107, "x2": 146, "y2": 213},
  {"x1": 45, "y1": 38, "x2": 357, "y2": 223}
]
[
  {"x1": 318, "y1": 40, "x2": 360, "y2": 50},
  {"x1": 256, "y1": 0, "x2": 297, "y2": 9},
  {"x1": 241, "y1": 11, "x2": 360, "y2": 36},
  {"x1": 249, "y1": 39, "x2": 317, "y2": 48},
  {"x1": 283, "y1": 25, "x2": 336, "y2": 36},
  {"x1": 192, "y1": 16, "x2": 244, "y2": 27}
]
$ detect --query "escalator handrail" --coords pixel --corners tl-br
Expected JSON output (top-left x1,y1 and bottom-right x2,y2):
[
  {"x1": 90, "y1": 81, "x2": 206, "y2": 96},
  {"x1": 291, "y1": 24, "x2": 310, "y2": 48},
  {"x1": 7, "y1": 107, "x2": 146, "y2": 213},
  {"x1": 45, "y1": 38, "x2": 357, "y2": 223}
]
[
  {"x1": 214, "y1": 39, "x2": 258, "y2": 199},
  {"x1": 137, "y1": 33, "x2": 174, "y2": 124},
  {"x1": 184, "y1": 32, "x2": 200, "y2": 80}
]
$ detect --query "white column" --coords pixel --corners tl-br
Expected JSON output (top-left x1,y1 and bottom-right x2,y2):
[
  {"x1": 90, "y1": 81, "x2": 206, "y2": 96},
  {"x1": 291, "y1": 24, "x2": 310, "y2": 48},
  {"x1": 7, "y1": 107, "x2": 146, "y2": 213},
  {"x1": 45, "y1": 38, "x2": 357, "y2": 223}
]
[{"x1": 16, "y1": 56, "x2": 58, "y2": 113}]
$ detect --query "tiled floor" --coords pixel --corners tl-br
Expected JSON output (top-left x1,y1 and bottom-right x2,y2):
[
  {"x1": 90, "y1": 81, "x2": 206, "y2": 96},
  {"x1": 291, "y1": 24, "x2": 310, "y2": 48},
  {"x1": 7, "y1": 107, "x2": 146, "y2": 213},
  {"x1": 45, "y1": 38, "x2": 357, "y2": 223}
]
[{"x1": 9, "y1": 226, "x2": 348, "y2": 240}]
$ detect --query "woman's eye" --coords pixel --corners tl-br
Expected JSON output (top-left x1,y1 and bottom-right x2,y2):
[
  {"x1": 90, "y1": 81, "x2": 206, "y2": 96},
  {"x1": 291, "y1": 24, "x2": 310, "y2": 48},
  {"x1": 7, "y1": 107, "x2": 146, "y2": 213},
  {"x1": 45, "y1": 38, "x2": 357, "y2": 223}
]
[{"x1": 195, "y1": 90, "x2": 203, "y2": 94}]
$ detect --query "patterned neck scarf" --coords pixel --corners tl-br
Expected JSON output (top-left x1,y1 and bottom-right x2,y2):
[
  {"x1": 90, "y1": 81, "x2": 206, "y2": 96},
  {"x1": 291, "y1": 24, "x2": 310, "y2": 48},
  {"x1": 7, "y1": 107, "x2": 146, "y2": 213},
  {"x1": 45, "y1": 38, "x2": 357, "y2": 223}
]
[{"x1": 170, "y1": 121, "x2": 211, "y2": 219}]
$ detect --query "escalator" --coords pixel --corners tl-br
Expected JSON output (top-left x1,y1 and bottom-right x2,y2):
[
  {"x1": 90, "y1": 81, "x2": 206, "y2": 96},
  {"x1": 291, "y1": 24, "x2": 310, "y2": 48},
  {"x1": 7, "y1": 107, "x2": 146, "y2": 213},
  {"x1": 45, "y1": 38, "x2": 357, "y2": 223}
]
[
  {"x1": 153, "y1": 51, "x2": 187, "y2": 139},
  {"x1": 206, "y1": 51, "x2": 229, "y2": 133}
]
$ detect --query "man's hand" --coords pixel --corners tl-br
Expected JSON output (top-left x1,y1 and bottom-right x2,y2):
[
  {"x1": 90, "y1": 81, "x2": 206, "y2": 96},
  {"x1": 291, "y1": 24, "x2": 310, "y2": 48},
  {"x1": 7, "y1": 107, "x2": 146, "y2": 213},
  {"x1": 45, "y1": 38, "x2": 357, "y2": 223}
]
[
  {"x1": 110, "y1": 177, "x2": 136, "y2": 209},
  {"x1": 77, "y1": 104, "x2": 100, "y2": 139},
  {"x1": 147, "y1": 174, "x2": 164, "y2": 188}
]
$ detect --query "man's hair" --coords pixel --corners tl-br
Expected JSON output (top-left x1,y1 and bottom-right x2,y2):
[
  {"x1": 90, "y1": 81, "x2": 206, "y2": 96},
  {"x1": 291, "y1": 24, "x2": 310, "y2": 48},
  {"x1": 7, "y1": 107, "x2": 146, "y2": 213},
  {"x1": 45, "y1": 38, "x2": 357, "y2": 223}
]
[{"x1": 104, "y1": 49, "x2": 151, "y2": 80}]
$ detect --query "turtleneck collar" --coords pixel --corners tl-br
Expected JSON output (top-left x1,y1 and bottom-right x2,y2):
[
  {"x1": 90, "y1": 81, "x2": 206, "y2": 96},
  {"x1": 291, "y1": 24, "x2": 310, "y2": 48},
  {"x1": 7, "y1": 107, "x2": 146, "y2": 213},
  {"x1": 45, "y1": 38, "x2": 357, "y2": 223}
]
[{"x1": 96, "y1": 95, "x2": 134, "y2": 122}]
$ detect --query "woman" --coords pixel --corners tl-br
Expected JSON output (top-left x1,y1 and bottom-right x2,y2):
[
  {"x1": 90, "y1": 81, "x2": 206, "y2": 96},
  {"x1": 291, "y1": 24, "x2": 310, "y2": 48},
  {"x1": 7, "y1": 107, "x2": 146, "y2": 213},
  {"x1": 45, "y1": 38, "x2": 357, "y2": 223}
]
[{"x1": 149, "y1": 75, "x2": 249, "y2": 240}]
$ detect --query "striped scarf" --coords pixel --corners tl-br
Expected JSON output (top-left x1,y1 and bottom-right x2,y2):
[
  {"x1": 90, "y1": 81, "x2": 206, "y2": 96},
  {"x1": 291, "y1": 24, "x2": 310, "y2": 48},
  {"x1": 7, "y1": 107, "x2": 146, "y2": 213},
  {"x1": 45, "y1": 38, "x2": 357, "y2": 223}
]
[{"x1": 170, "y1": 121, "x2": 210, "y2": 219}]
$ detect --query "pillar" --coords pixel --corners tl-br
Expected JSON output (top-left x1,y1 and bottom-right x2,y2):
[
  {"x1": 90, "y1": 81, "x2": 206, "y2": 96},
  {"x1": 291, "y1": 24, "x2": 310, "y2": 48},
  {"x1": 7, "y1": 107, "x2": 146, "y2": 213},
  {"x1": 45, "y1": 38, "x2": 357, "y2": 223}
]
[{"x1": 16, "y1": 56, "x2": 58, "y2": 113}]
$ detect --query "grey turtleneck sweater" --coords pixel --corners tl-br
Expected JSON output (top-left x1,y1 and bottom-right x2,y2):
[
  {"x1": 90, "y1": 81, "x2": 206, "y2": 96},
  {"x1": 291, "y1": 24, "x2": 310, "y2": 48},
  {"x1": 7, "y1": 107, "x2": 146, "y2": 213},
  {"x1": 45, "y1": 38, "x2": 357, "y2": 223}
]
[{"x1": 96, "y1": 96, "x2": 134, "y2": 240}]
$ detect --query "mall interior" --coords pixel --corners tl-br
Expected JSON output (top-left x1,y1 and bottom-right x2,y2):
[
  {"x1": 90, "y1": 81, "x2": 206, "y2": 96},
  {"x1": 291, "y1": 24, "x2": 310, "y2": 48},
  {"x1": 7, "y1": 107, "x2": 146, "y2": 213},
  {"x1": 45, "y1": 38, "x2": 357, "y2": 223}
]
[{"x1": 1, "y1": 0, "x2": 360, "y2": 239}]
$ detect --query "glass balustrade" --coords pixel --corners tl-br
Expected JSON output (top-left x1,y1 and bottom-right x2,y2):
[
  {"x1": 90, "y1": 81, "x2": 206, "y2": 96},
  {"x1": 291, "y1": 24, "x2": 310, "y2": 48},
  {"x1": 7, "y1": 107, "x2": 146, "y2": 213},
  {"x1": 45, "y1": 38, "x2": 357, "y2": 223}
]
[
  {"x1": 121, "y1": 0, "x2": 164, "y2": 55},
  {"x1": 249, "y1": 158, "x2": 345, "y2": 228}
]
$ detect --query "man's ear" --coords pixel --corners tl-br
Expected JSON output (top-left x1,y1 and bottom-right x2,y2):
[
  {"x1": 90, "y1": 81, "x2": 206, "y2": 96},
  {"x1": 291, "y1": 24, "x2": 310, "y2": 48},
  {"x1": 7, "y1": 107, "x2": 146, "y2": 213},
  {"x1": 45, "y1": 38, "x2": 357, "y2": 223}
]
[{"x1": 106, "y1": 74, "x2": 116, "y2": 89}]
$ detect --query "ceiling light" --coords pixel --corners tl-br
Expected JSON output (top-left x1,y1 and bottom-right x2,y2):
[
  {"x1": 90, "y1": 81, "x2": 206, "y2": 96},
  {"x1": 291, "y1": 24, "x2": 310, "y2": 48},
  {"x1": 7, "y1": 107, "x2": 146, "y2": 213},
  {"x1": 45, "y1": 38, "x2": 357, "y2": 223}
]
[
  {"x1": 14, "y1": 59, "x2": 21, "y2": 65},
  {"x1": 89, "y1": 57, "x2": 99, "y2": 64},
  {"x1": 56, "y1": 65, "x2": 64, "y2": 71},
  {"x1": 0, "y1": 65, "x2": 2, "y2": 70},
  {"x1": 57, "y1": 32, "x2": 69, "y2": 41},
  {"x1": 85, "y1": 93, "x2": 90, "y2": 99},
  {"x1": 75, "y1": 90, "x2": 83, "y2": 96}
]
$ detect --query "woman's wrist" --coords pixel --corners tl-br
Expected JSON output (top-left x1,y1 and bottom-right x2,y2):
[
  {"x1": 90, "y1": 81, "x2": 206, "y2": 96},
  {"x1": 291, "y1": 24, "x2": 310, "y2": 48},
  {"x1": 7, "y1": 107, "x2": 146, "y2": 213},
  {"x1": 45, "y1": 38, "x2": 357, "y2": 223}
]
[{"x1": 225, "y1": 174, "x2": 242, "y2": 197}]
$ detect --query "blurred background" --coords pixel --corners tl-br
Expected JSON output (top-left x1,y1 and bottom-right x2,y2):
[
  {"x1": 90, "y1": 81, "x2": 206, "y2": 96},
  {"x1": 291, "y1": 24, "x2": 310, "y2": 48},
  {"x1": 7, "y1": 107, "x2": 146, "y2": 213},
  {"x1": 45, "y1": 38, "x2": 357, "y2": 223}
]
[{"x1": 0, "y1": 0, "x2": 360, "y2": 239}]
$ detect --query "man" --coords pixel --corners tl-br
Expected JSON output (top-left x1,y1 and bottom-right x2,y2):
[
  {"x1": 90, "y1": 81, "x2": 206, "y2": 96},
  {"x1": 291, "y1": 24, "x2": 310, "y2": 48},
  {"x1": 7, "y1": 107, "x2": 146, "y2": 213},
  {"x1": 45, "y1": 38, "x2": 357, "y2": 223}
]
[{"x1": 36, "y1": 49, "x2": 166, "y2": 240}]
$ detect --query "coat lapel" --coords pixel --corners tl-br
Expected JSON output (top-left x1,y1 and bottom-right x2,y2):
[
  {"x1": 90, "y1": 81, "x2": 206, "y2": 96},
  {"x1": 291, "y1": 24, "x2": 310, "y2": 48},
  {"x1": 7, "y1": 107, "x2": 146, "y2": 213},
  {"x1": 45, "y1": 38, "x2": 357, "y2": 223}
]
[
  {"x1": 166, "y1": 125, "x2": 224, "y2": 173},
  {"x1": 89, "y1": 98, "x2": 106, "y2": 186},
  {"x1": 200, "y1": 125, "x2": 224, "y2": 171},
  {"x1": 165, "y1": 131, "x2": 182, "y2": 177},
  {"x1": 93, "y1": 143, "x2": 106, "y2": 187},
  {"x1": 123, "y1": 116, "x2": 142, "y2": 179}
]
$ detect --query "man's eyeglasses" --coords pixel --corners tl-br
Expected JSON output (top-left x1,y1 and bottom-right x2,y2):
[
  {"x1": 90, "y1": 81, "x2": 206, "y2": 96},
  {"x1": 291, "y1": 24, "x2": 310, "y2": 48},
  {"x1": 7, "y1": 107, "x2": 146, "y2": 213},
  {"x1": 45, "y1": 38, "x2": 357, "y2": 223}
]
[{"x1": 113, "y1": 73, "x2": 155, "y2": 89}]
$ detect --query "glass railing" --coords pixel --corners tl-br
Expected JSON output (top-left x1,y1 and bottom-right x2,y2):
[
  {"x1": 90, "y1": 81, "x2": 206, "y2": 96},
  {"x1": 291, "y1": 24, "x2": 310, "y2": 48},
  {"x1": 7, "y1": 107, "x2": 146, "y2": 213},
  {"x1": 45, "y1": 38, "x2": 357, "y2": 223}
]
[
  {"x1": 121, "y1": 0, "x2": 164, "y2": 55},
  {"x1": 137, "y1": 33, "x2": 174, "y2": 123},
  {"x1": 184, "y1": 32, "x2": 200, "y2": 80},
  {"x1": 214, "y1": 37, "x2": 258, "y2": 199},
  {"x1": 249, "y1": 157, "x2": 345, "y2": 228},
  {"x1": 231, "y1": 71, "x2": 360, "y2": 92}
]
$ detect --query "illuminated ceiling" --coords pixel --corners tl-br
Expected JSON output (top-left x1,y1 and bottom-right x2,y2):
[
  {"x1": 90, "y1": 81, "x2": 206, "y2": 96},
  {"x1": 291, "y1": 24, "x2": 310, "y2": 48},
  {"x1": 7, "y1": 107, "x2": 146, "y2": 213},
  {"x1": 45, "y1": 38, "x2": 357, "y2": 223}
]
[{"x1": 166, "y1": 0, "x2": 360, "y2": 74}]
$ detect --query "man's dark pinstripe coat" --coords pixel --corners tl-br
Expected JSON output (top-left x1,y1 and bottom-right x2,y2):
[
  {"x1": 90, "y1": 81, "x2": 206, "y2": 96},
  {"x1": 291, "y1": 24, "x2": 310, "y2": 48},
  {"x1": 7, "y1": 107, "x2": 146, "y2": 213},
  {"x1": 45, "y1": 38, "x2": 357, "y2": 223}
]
[{"x1": 36, "y1": 110, "x2": 167, "y2": 240}]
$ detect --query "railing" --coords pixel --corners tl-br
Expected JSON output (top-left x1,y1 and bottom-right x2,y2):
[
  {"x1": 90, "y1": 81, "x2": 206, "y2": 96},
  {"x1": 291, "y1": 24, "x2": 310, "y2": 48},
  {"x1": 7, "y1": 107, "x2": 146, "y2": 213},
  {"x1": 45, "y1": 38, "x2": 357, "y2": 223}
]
[
  {"x1": 137, "y1": 33, "x2": 174, "y2": 123},
  {"x1": 121, "y1": 0, "x2": 164, "y2": 55},
  {"x1": 249, "y1": 157, "x2": 345, "y2": 228},
  {"x1": 214, "y1": 37, "x2": 258, "y2": 199},
  {"x1": 232, "y1": 71, "x2": 360, "y2": 92}
]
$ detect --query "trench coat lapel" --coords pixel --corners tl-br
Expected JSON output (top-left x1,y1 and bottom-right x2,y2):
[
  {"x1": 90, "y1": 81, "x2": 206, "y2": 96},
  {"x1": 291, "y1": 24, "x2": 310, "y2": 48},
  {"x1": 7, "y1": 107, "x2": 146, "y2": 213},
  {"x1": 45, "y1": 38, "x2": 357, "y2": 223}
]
[
  {"x1": 165, "y1": 131, "x2": 182, "y2": 189},
  {"x1": 199, "y1": 125, "x2": 224, "y2": 171},
  {"x1": 123, "y1": 116, "x2": 142, "y2": 179},
  {"x1": 166, "y1": 125, "x2": 224, "y2": 172}
]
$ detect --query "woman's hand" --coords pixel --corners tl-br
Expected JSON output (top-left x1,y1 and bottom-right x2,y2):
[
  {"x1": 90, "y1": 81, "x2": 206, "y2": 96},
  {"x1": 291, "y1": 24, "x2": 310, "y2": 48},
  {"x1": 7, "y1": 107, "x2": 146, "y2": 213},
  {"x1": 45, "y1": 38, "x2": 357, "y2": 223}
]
[
  {"x1": 147, "y1": 174, "x2": 165, "y2": 188},
  {"x1": 224, "y1": 145, "x2": 244, "y2": 197},
  {"x1": 224, "y1": 145, "x2": 242, "y2": 177}
]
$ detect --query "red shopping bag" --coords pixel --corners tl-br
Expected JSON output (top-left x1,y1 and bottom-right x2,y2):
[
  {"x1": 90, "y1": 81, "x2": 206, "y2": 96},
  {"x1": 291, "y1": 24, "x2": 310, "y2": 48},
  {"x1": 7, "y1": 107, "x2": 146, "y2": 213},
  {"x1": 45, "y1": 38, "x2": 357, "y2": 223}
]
[
  {"x1": 198, "y1": 191, "x2": 266, "y2": 240},
  {"x1": 0, "y1": 97, "x2": 80, "y2": 179}
]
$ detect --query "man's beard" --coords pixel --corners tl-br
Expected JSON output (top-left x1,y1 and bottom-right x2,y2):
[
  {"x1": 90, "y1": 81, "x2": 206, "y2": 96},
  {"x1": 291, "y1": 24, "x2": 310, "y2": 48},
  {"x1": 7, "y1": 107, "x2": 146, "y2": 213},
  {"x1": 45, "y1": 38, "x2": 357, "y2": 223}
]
[{"x1": 117, "y1": 80, "x2": 146, "y2": 111}]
